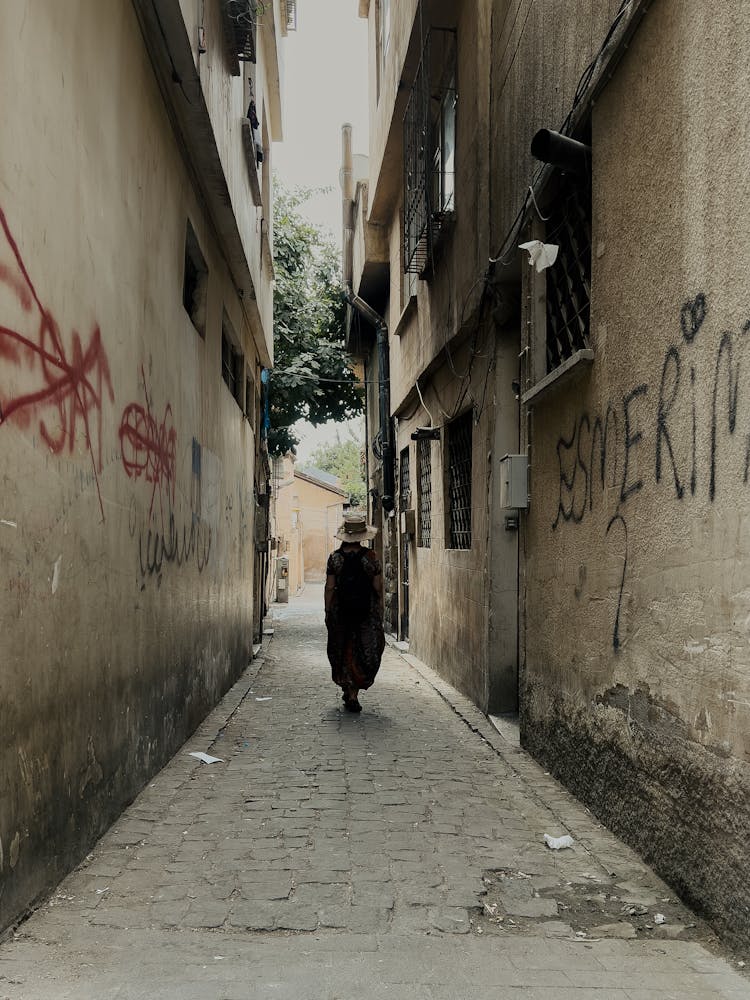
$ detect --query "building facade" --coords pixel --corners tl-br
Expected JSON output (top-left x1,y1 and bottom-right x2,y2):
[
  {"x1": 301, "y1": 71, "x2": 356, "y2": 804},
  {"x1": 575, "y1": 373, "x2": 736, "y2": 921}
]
[
  {"x1": 348, "y1": 0, "x2": 750, "y2": 947},
  {"x1": 271, "y1": 456, "x2": 348, "y2": 594},
  {"x1": 0, "y1": 0, "x2": 290, "y2": 932}
]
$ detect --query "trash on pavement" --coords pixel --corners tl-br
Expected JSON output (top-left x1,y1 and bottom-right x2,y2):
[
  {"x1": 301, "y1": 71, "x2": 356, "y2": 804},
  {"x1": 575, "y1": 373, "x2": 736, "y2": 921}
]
[
  {"x1": 255, "y1": 696, "x2": 272, "y2": 702},
  {"x1": 188, "y1": 752, "x2": 224, "y2": 764},
  {"x1": 543, "y1": 833, "x2": 575, "y2": 850},
  {"x1": 654, "y1": 913, "x2": 666, "y2": 924}
]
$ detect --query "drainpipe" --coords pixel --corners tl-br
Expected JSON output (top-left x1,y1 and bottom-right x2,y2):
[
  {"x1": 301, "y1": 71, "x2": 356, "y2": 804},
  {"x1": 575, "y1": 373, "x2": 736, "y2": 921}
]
[
  {"x1": 340, "y1": 124, "x2": 355, "y2": 291},
  {"x1": 345, "y1": 290, "x2": 395, "y2": 513}
]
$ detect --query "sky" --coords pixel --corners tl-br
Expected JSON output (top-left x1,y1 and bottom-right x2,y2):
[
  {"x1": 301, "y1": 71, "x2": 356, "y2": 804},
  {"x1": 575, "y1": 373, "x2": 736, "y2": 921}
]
[
  {"x1": 273, "y1": 0, "x2": 370, "y2": 246},
  {"x1": 272, "y1": 0, "x2": 370, "y2": 462}
]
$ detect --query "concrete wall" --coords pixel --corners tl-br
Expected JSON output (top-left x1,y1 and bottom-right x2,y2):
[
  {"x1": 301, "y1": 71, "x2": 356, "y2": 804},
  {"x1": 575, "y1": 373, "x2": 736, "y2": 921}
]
[
  {"x1": 520, "y1": 0, "x2": 750, "y2": 947},
  {"x1": 488, "y1": 0, "x2": 624, "y2": 254},
  {"x1": 0, "y1": 0, "x2": 276, "y2": 932}
]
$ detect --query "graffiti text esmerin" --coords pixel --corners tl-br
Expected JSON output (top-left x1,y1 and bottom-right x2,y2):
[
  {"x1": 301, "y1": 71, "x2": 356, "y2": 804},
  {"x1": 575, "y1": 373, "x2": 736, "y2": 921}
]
[{"x1": 552, "y1": 293, "x2": 748, "y2": 650}]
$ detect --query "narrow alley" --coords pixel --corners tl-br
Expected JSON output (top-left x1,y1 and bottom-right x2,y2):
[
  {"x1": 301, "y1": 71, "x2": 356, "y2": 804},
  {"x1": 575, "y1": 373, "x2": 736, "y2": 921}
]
[{"x1": 0, "y1": 590, "x2": 745, "y2": 1000}]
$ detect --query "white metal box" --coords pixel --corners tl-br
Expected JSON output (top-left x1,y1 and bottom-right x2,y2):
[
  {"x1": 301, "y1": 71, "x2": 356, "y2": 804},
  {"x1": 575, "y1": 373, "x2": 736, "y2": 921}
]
[
  {"x1": 399, "y1": 509, "x2": 416, "y2": 536},
  {"x1": 499, "y1": 454, "x2": 528, "y2": 509}
]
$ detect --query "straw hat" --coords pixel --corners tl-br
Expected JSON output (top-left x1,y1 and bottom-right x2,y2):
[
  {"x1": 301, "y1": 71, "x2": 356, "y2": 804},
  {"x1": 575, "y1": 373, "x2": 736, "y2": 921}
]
[{"x1": 335, "y1": 510, "x2": 378, "y2": 542}]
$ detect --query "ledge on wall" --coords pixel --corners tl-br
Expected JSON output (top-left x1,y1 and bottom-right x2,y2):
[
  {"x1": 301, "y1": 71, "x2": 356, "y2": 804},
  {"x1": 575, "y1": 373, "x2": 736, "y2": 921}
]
[{"x1": 522, "y1": 349, "x2": 594, "y2": 407}]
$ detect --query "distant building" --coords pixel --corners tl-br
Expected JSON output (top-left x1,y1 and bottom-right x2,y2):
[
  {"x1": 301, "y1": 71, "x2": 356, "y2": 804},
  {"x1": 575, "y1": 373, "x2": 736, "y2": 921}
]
[
  {"x1": 0, "y1": 0, "x2": 292, "y2": 932},
  {"x1": 272, "y1": 457, "x2": 349, "y2": 591}
]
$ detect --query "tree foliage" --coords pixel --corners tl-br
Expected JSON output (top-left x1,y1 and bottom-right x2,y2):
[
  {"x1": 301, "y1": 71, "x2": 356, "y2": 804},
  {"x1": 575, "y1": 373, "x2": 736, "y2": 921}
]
[
  {"x1": 268, "y1": 184, "x2": 363, "y2": 455},
  {"x1": 308, "y1": 432, "x2": 367, "y2": 507}
]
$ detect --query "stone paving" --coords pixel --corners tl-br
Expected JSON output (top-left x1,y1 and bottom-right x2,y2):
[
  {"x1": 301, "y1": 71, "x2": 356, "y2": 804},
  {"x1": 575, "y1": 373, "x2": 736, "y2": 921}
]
[{"x1": 0, "y1": 586, "x2": 747, "y2": 999}]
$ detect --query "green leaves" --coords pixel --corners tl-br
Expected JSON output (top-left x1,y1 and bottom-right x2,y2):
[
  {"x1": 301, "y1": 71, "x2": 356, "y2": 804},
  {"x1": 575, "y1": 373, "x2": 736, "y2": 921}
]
[
  {"x1": 308, "y1": 435, "x2": 367, "y2": 507},
  {"x1": 268, "y1": 183, "x2": 363, "y2": 455}
]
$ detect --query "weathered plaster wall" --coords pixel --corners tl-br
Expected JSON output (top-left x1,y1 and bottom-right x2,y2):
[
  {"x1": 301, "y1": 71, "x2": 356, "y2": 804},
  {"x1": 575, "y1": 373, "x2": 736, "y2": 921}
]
[
  {"x1": 521, "y1": 0, "x2": 750, "y2": 947},
  {"x1": 0, "y1": 2, "x2": 266, "y2": 931},
  {"x1": 194, "y1": 0, "x2": 275, "y2": 348},
  {"x1": 395, "y1": 338, "x2": 495, "y2": 709},
  {"x1": 489, "y1": 0, "x2": 623, "y2": 253}
]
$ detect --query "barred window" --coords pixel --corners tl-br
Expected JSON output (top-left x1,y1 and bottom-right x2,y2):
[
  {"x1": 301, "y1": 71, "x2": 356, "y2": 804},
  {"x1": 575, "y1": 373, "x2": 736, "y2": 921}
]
[
  {"x1": 447, "y1": 411, "x2": 472, "y2": 549},
  {"x1": 417, "y1": 437, "x2": 432, "y2": 547},
  {"x1": 545, "y1": 172, "x2": 591, "y2": 372},
  {"x1": 403, "y1": 28, "x2": 456, "y2": 277},
  {"x1": 400, "y1": 446, "x2": 411, "y2": 509},
  {"x1": 221, "y1": 312, "x2": 244, "y2": 410}
]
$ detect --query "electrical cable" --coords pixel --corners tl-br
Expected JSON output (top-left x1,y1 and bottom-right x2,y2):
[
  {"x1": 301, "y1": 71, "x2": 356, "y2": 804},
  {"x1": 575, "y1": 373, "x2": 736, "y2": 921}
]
[
  {"x1": 415, "y1": 378, "x2": 434, "y2": 426},
  {"x1": 528, "y1": 184, "x2": 551, "y2": 223},
  {"x1": 488, "y1": 0, "x2": 633, "y2": 267}
]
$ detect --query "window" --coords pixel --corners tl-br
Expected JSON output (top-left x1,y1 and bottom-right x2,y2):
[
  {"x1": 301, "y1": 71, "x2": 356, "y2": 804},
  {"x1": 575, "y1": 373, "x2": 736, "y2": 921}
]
[
  {"x1": 245, "y1": 369, "x2": 256, "y2": 429},
  {"x1": 400, "y1": 446, "x2": 411, "y2": 509},
  {"x1": 544, "y1": 169, "x2": 592, "y2": 372},
  {"x1": 183, "y1": 221, "x2": 208, "y2": 338},
  {"x1": 446, "y1": 411, "x2": 472, "y2": 549},
  {"x1": 417, "y1": 437, "x2": 432, "y2": 547},
  {"x1": 221, "y1": 311, "x2": 244, "y2": 409},
  {"x1": 403, "y1": 28, "x2": 457, "y2": 276},
  {"x1": 435, "y1": 77, "x2": 456, "y2": 214},
  {"x1": 376, "y1": 0, "x2": 391, "y2": 102},
  {"x1": 220, "y1": 0, "x2": 258, "y2": 75}
]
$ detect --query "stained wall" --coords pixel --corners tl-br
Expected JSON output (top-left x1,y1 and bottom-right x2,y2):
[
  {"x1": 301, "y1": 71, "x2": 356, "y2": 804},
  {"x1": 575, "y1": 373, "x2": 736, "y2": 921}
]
[
  {"x1": 0, "y1": 1, "x2": 273, "y2": 930},
  {"x1": 520, "y1": 0, "x2": 750, "y2": 946}
]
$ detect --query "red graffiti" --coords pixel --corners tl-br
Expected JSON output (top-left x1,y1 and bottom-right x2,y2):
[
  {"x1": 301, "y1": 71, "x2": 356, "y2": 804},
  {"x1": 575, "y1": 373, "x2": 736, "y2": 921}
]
[
  {"x1": 0, "y1": 206, "x2": 114, "y2": 520},
  {"x1": 119, "y1": 367, "x2": 177, "y2": 524}
]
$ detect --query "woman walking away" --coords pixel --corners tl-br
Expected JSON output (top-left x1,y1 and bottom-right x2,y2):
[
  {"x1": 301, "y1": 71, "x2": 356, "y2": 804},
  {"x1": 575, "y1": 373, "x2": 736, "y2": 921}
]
[{"x1": 325, "y1": 511, "x2": 385, "y2": 713}]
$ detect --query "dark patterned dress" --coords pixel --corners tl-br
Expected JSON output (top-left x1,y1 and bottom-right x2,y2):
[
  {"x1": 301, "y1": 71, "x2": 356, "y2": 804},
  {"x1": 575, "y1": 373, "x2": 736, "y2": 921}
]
[{"x1": 326, "y1": 546, "x2": 385, "y2": 692}]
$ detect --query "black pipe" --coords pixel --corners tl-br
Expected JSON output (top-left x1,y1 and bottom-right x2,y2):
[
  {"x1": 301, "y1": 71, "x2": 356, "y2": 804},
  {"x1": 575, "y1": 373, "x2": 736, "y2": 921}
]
[
  {"x1": 530, "y1": 129, "x2": 591, "y2": 176},
  {"x1": 345, "y1": 290, "x2": 395, "y2": 513}
]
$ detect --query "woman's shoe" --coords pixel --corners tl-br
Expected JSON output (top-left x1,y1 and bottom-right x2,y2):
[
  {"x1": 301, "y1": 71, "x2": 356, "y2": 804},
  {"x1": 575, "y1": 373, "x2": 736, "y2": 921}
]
[{"x1": 344, "y1": 698, "x2": 362, "y2": 713}]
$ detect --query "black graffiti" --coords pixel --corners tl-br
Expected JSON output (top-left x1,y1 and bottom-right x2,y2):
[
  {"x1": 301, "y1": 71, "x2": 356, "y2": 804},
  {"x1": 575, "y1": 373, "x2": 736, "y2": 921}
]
[
  {"x1": 710, "y1": 332, "x2": 739, "y2": 501},
  {"x1": 680, "y1": 293, "x2": 707, "y2": 343},
  {"x1": 552, "y1": 293, "x2": 750, "y2": 651},
  {"x1": 138, "y1": 513, "x2": 212, "y2": 582},
  {"x1": 605, "y1": 513, "x2": 628, "y2": 652},
  {"x1": 656, "y1": 347, "x2": 684, "y2": 498},
  {"x1": 620, "y1": 384, "x2": 648, "y2": 504}
]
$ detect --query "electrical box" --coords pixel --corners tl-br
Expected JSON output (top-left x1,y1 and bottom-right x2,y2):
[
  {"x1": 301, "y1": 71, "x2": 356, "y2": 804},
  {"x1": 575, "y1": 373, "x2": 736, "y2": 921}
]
[
  {"x1": 399, "y1": 509, "x2": 416, "y2": 537},
  {"x1": 276, "y1": 555, "x2": 289, "y2": 604},
  {"x1": 499, "y1": 454, "x2": 528, "y2": 509}
]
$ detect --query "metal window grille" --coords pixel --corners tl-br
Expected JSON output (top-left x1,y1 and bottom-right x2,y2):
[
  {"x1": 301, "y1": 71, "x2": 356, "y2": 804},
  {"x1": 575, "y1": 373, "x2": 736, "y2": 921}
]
[
  {"x1": 403, "y1": 28, "x2": 456, "y2": 276},
  {"x1": 400, "y1": 447, "x2": 411, "y2": 509},
  {"x1": 417, "y1": 437, "x2": 432, "y2": 547},
  {"x1": 283, "y1": 0, "x2": 297, "y2": 32},
  {"x1": 545, "y1": 175, "x2": 592, "y2": 372},
  {"x1": 245, "y1": 372, "x2": 256, "y2": 428},
  {"x1": 222, "y1": 331, "x2": 237, "y2": 398},
  {"x1": 220, "y1": 0, "x2": 258, "y2": 71},
  {"x1": 447, "y1": 411, "x2": 472, "y2": 549}
]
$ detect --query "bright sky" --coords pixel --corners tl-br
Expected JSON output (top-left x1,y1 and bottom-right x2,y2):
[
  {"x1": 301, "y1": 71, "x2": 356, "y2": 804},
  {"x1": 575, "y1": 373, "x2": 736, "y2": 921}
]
[
  {"x1": 272, "y1": 0, "x2": 370, "y2": 462},
  {"x1": 273, "y1": 0, "x2": 370, "y2": 246}
]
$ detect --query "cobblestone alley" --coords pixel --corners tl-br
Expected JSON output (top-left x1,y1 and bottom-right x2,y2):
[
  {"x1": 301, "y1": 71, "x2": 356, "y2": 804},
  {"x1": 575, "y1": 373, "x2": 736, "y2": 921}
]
[{"x1": 0, "y1": 588, "x2": 746, "y2": 1000}]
